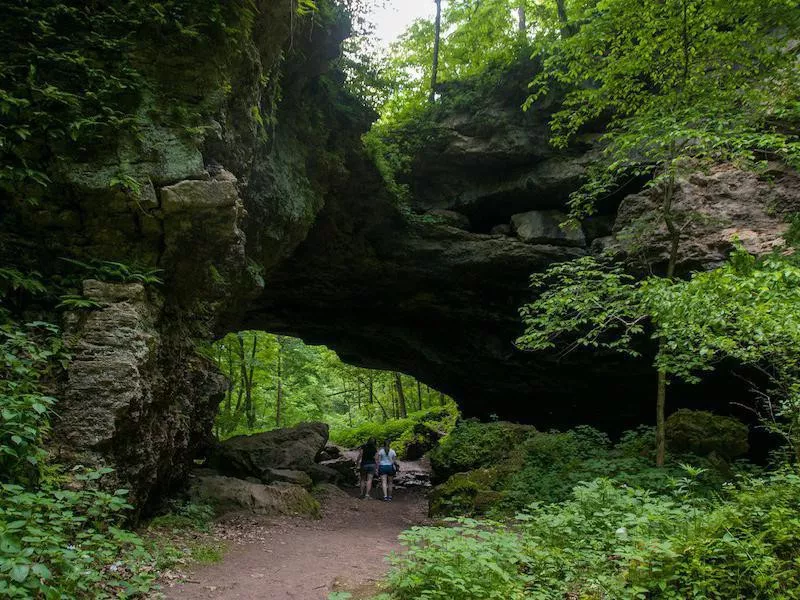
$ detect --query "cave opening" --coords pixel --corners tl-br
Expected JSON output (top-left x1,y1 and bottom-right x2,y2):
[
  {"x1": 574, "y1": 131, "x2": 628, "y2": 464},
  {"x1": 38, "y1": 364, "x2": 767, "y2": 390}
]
[
  {"x1": 205, "y1": 326, "x2": 779, "y2": 464},
  {"x1": 207, "y1": 330, "x2": 457, "y2": 445}
]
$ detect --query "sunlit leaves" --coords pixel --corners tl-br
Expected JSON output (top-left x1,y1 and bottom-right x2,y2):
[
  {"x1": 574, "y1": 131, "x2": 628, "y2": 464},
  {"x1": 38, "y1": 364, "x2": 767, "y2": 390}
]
[{"x1": 530, "y1": 0, "x2": 800, "y2": 219}]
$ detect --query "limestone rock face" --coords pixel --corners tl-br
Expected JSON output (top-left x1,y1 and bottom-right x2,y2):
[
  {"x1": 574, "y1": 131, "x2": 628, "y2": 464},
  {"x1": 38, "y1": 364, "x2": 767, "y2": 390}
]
[
  {"x1": 56, "y1": 280, "x2": 226, "y2": 511},
  {"x1": 511, "y1": 210, "x2": 586, "y2": 247},
  {"x1": 613, "y1": 164, "x2": 798, "y2": 271},
  {"x1": 209, "y1": 422, "x2": 329, "y2": 481},
  {"x1": 189, "y1": 471, "x2": 319, "y2": 517}
]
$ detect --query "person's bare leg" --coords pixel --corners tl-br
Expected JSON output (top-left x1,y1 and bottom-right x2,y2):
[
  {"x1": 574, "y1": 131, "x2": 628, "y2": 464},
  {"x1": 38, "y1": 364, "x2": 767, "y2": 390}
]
[
  {"x1": 381, "y1": 474, "x2": 389, "y2": 498},
  {"x1": 359, "y1": 471, "x2": 366, "y2": 496},
  {"x1": 388, "y1": 475, "x2": 393, "y2": 498},
  {"x1": 365, "y1": 472, "x2": 373, "y2": 497}
]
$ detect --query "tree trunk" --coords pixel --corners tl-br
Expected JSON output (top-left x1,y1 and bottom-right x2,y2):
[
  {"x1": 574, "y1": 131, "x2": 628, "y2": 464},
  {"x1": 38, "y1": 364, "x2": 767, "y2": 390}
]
[
  {"x1": 374, "y1": 396, "x2": 389, "y2": 421},
  {"x1": 518, "y1": 5, "x2": 526, "y2": 36},
  {"x1": 234, "y1": 335, "x2": 245, "y2": 414},
  {"x1": 656, "y1": 368, "x2": 667, "y2": 467},
  {"x1": 417, "y1": 380, "x2": 423, "y2": 411},
  {"x1": 429, "y1": 0, "x2": 442, "y2": 102},
  {"x1": 394, "y1": 373, "x2": 408, "y2": 418},
  {"x1": 241, "y1": 334, "x2": 258, "y2": 430},
  {"x1": 439, "y1": 391, "x2": 445, "y2": 406},
  {"x1": 555, "y1": 0, "x2": 569, "y2": 36},
  {"x1": 276, "y1": 338, "x2": 283, "y2": 429},
  {"x1": 655, "y1": 161, "x2": 679, "y2": 468}
]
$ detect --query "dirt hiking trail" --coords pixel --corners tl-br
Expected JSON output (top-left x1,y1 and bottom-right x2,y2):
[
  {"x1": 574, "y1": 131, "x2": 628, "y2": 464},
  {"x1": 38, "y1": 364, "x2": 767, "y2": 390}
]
[{"x1": 161, "y1": 459, "x2": 431, "y2": 600}]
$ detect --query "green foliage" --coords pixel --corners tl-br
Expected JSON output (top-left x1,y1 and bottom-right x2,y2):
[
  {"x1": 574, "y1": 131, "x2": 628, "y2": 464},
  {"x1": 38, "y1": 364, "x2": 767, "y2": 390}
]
[
  {"x1": 428, "y1": 419, "x2": 537, "y2": 482},
  {"x1": 0, "y1": 1, "x2": 262, "y2": 204},
  {"x1": 645, "y1": 251, "x2": 800, "y2": 458},
  {"x1": 56, "y1": 295, "x2": 103, "y2": 311},
  {"x1": 428, "y1": 422, "x2": 744, "y2": 517},
  {"x1": 387, "y1": 470, "x2": 800, "y2": 599},
  {"x1": 519, "y1": 248, "x2": 800, "y2": 462},
  {"x1": 1, "y1": 320, "x2": 65, "y2": 484},
  {"x1": 331, "y1": 406, "x2": 457, "y2": 458},
  {"x1": 0, "y1": 471, "x2": 155, "y2": 599},
  {"x1": 517, "y1": 254, "x2": 644, "y2": 356},
  {"x1": 529, "y1": 0, "x2": 800, "y2": 221},
  {"x1": 60, "y1": 258, "x2": 163, "y2": 285},
  {"x1": 389, "y1": 518, "x2": 528, "y2": 600},
  {"x1": 213, "y1": 331, "x2": 457, "y2": 445}
]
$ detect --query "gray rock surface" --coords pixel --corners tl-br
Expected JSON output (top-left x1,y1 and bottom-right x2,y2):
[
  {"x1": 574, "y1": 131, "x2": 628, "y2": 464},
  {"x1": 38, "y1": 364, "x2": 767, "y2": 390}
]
[
  {"x1": 209, "y1": 422, "x2": 329, "y2": 481},
  {"x1": 319, "y1": 457, "x2": 358, "y2": 486},
  {"x1": 614, "y1": 164, "x2": 797, "y2": 271},
  {"x1": 266, "y1": 469, "x2": 314, "y2": 489},
  {"x1": 189, "y1": 471, "x2": 319, "y2": 517},
  {"x1": 511, "y1": 210, "x2": 586, "y2": 247},
  {"x1": 426, "y1": 209, "x2": 472, "y2": 230}
]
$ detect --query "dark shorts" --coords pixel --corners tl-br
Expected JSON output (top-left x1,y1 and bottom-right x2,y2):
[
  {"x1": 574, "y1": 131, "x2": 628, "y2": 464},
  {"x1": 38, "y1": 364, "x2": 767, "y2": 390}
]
[
  {"x1": 378, "y1": 464, "x2": 396, "y2": 476},
  {"x1": 360, "y1": 464, "x2": 375, "y2": 474}
]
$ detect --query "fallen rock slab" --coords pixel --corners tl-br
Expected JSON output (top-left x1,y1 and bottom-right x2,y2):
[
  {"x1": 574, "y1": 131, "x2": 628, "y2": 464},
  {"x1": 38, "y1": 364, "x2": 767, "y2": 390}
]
[
  {"x1": 209, "y1": 422, "x2": 329, "y2": 481},
  {"x1": 189, "y1": 471, "x2": 319, "y2": 518}
]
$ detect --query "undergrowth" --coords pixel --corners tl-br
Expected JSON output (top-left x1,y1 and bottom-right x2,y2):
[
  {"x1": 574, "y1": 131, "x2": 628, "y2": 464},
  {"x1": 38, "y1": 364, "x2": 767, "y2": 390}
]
[{"x1": 330, "y1": 405, "x2": 458, "y2": 458}]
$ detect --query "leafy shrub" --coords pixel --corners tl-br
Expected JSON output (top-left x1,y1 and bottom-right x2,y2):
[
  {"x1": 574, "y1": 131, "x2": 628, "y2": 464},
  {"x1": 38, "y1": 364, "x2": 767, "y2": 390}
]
[
  {"x1": 430, "y1": 423, "x2": 750, "y2": 516},
  {"x1": 428, "y1": 420, "x2": 537, "y2": 482},
  {"x1": 0, "y1": 471, "x2": 155, "y2": 599},
  {"x1": 0, "y1": 320, "x2": 63, "y2": 485},
  {"x1": 388, "y1": 470, "x2": 800, "y2": 599},
  {"x1": 389, "y1": 518, "x2": 528, "y2": 600},
  {"x1": 331, "y1": 406, "x2": 457, "y2": 459}
]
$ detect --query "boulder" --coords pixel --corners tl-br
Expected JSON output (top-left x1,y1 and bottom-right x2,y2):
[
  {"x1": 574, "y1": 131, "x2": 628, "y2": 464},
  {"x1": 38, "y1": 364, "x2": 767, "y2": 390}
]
[
  {"x1": 426, "y1": 209, "x2": 472, "y2": 230},
  {"x1": 319, "y1": 457, "x2": 358, "y2": 486},
  {"x1": 429, "y1": 420, "x2": 537, "y2": 483},
  {"x1": 665, "y1": 409, "x2": 749, "y2": 460},
  {"x1": 317, "y1": 443, "x2": 343, "y2": 461},
  {"x1": 511, "y1": 210, "x2": 586, "y2": 247},
  {"x1": 189, "y1": 471, "x2": 320, "y2": 517},
  {"x1": 428, "y1": 467, "x2": 510, "y2": 517},
  {"x1": 306, "y1": 463, "x2": 344, "y2": 485},
  {"x1": 209, "y1": 422, "x2": 329, "y2": 481},
  {"x1": 490, "y1": 224, "x2": 512, "y2": 236},
  {"x1": 266, "y1": 469, "x2": 313, "y2": 489}
]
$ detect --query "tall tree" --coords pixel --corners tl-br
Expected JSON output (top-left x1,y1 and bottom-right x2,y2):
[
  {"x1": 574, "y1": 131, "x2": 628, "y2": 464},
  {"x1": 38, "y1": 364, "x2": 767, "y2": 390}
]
[
  {"x1": 275, "y1": 335, "x2": 286, "y2": 428},
  {"x1": 429, "y1": 0, "x2": 442, "y2": 102},
  {"x1": 394, "y1": 372, "x2": 408, "y2": 418}
]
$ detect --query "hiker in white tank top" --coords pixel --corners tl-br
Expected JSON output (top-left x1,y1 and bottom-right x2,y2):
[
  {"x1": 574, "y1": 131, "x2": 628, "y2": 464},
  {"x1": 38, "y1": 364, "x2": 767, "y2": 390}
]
[{"x1": 377, "y1": 440, "x2": 399, "y2": 501}]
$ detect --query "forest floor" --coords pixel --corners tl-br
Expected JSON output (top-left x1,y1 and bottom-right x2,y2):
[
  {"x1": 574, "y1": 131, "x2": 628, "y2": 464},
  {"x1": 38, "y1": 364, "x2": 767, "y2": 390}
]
[{"x1": 157, "y1": 457, "x2": 431, "y2": 600}]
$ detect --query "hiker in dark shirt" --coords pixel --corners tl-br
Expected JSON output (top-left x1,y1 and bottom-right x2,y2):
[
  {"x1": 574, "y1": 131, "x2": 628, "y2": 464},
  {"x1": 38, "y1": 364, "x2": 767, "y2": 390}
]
[{"x1": 357, "y1": 437, "x2": 378, "y2": 499}]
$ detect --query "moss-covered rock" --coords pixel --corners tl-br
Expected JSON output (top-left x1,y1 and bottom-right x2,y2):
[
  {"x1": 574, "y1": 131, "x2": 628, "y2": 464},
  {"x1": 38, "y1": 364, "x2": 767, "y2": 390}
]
[
  {"x1": 189, "y1": 471, "x2": 320, "y2": 518},
  {"x1": 428, "y1": 419, "x2": 537, "y2": 482},
  {"x1": 665, "y1": 409, "x2": 749, "y2": 460},
  {"x1": 429, "y1": 464, "x2": 516, "y2": 517}
]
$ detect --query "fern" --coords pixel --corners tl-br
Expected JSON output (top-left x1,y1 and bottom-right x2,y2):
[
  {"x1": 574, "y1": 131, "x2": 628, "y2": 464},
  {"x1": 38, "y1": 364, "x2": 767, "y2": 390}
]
[
  {"x1": 56, "y1": 295, "x2": 103, "y2": 310},
  {"x1": 59, "y1": 258, "x2": 163, "y2": 285},
  {"x1": 0, "y1": 269, "x2": 47, "y2": 296}
]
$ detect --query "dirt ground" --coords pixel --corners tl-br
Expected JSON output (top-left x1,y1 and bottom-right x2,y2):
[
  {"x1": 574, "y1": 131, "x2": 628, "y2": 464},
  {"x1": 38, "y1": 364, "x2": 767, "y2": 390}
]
[{"x1": 159, "y1": 462, "x2": 430, "y2": 600}]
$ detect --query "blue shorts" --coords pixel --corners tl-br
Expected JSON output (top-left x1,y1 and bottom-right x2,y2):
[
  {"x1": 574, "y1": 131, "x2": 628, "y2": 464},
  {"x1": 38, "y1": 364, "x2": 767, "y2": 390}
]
[
  {"x1": 360, "y1": 464, "x2": 375, "y2": 474},
  {"x1": 378, "y1": 464, "x2": 396, "y2": 476}
]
